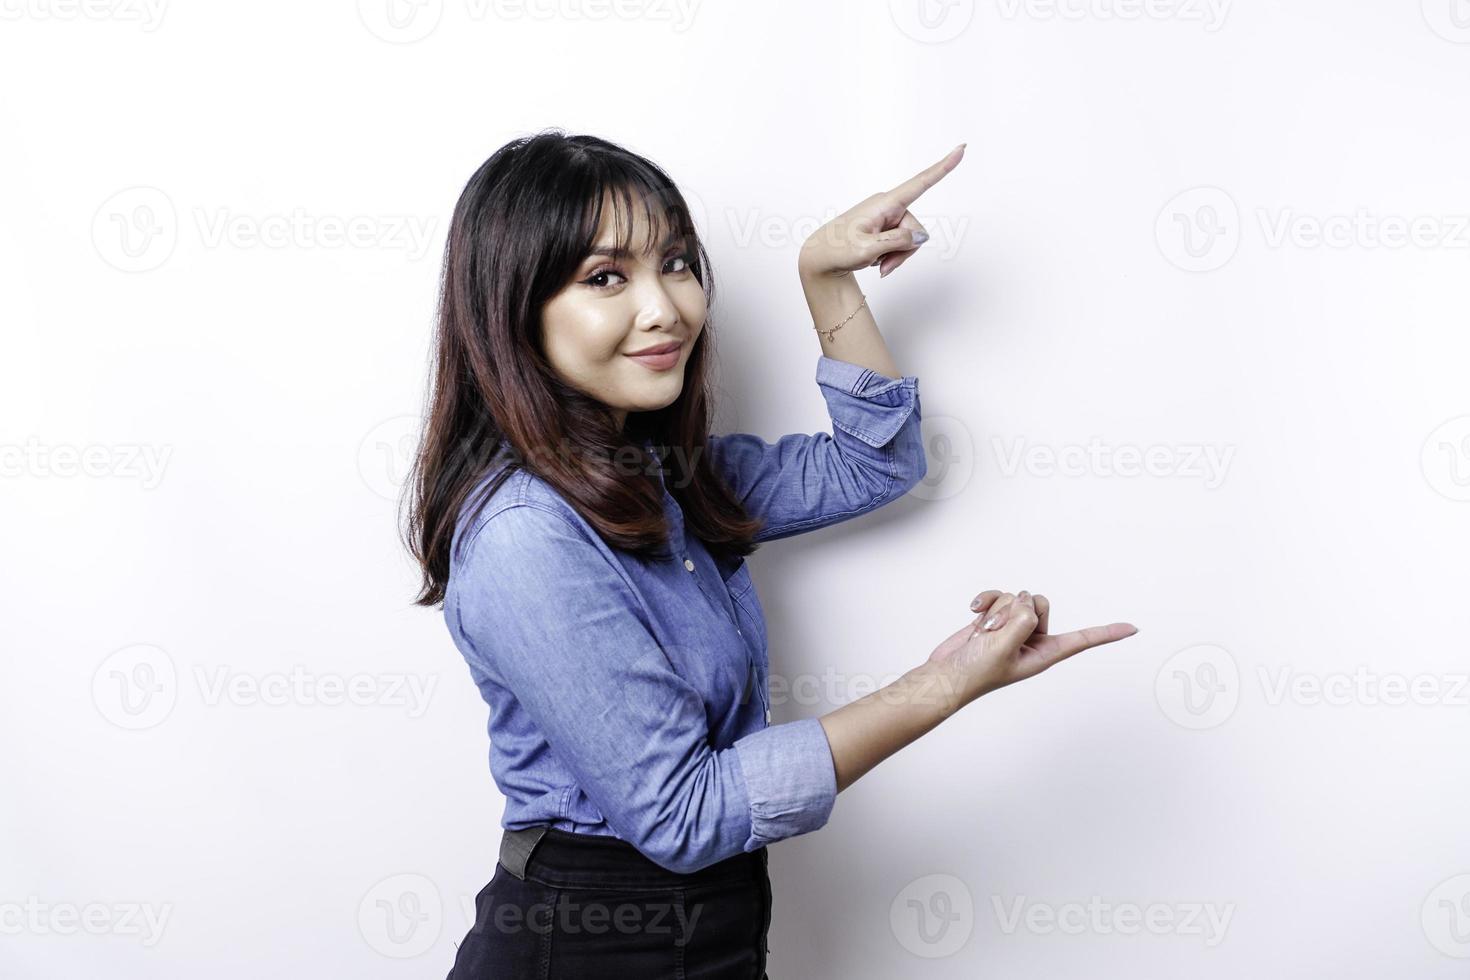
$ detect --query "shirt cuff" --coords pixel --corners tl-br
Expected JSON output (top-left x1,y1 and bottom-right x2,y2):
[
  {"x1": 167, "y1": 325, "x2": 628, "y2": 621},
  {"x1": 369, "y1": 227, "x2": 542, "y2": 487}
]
[
  {"x1": 815, "y1": 354, "x2": 921, "y2": 449},
  {"x1": 732, "y1": 716, "x2": 838, "y2": 851}
]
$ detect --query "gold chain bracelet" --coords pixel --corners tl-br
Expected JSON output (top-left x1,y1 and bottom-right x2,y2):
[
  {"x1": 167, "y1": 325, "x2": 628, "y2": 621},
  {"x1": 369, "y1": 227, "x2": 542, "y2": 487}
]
[{"x1": 816, "y1": 294, "x2": 869, "y2": 343}]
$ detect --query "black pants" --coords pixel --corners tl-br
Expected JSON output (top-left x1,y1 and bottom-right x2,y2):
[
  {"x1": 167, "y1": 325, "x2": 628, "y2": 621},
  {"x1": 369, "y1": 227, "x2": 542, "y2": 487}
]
[{"x1": 446, "y1": 827, "x2": 773, "y2": 979}]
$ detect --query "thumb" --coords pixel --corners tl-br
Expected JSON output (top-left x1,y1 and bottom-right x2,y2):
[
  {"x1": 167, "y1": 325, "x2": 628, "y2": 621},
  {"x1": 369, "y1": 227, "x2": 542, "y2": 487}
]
[
  {"x1": 874, "y1": 227, "x2": 928, "y2": 253},
  {"x1": 992, "y1": 591, "x2": 1038, "y2": 649},
  {"x1": 865, "y1": 228, "x2": 927, "y2": 265}
]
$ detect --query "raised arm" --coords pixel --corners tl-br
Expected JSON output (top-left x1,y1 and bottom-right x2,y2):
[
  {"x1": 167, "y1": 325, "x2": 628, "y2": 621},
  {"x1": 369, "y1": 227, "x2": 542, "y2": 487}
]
[
  {"x1": 707, "y1": 355, "x2": 925, "y2": 542},
  {"x1": 796, "y1": 143, "x2": 966, "y2": 377},
  {"x1": 707, "y1": 145, "x2": 967, "y2": 540}
]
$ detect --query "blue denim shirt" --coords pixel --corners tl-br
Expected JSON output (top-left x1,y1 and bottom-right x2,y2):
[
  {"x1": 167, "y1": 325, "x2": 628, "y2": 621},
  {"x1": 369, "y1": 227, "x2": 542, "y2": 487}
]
[{"x1": 443, "y1": 354, "x2": 925, "y2": 874}]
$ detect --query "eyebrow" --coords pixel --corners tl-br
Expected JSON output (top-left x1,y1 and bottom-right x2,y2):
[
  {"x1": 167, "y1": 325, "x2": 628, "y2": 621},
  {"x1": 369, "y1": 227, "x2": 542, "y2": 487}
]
[{"x1": 584, "y1": 232, "x2": 685, "y2": 261}]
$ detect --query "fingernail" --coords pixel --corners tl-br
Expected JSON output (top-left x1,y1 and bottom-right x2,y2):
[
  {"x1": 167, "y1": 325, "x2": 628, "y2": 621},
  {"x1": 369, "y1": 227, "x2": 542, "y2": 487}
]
[
  {"x1": 1017, "y1": 590, "x2": 1030, "y2": 601},
  {"x1": 912, "y1": 231, "x2": 929, "y2": 246},
  {"x1": 969, "y1": 597, "x2": 981, "y2": 611}
]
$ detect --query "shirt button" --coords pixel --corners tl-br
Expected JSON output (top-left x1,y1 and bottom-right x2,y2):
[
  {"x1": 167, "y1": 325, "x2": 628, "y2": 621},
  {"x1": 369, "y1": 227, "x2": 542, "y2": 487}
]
[{"x1": 683, "y1": 559, "x2": 695, "y2": 572}]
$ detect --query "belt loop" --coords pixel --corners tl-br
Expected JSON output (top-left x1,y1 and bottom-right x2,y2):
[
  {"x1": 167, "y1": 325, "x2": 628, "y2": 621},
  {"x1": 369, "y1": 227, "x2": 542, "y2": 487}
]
[{"x1": 499, "y1": 825, "x2": 550, "y2": 881}]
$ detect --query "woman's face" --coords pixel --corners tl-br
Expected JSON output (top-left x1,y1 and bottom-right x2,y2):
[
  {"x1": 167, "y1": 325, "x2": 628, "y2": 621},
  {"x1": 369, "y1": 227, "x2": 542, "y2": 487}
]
[{"x1": 539, "y1": 194, "x2": 707, "y2": 431}]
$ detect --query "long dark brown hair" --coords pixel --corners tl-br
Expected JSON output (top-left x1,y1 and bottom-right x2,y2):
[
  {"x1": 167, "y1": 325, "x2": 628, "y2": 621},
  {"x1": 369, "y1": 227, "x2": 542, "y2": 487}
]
[{"x1": 403, "y1": 130, "x2": 764, "y2": 607}]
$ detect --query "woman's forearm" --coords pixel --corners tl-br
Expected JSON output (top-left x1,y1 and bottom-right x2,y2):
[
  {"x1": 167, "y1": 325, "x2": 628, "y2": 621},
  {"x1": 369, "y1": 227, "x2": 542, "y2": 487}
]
[
  {"x1": 817, "y1": 662, "x2": 971, "y2": 794},
  {"x1": 799, "y1": 267, "x2": 902, "y2": 382}
]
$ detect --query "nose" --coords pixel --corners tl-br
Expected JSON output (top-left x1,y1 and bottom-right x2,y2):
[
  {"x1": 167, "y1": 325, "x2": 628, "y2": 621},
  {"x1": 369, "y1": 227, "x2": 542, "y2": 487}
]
[{"x1": 630, "y1": 265, "x2": 680, "y2": 330}]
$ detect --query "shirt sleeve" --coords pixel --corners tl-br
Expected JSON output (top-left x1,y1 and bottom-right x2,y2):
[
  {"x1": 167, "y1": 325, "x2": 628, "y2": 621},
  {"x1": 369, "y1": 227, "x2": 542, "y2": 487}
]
[
  {"x1": 707, "y1": 354, "x2": 926, "y2": 543},
  {"x1": 450, "y1": 501, "x2": 838, "y2": 874}
]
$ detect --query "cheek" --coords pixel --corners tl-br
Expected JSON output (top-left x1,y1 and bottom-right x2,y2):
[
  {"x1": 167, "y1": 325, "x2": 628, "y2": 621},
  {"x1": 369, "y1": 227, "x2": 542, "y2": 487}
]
[
  {"x1": 676, "y1": 289, "x2": 707, "y2": 337},
  {"x1": 546, "y1": 309, "x2": 623, "y2": 368},
  {"x1": 594, "y1": 331, "x2": 631, "y2": 369}
]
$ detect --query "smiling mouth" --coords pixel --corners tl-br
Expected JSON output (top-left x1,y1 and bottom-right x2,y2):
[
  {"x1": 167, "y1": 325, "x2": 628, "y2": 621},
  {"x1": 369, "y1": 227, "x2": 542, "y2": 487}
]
[
  {"x1": 624, "y1": 342, "x2": 684, "y2": 370},
  {"x1": 626, "y1": 341, "x2": 683, "y2": 357}
]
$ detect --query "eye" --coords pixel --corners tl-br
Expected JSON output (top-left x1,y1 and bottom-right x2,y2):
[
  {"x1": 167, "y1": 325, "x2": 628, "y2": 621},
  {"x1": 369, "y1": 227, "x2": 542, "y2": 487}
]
[
  {"x1": 581, "y1": 252, "x2": 694, "y2": 291},
  {"x1": 582, "y1": 267, "x2": 625, "y2": 291}
]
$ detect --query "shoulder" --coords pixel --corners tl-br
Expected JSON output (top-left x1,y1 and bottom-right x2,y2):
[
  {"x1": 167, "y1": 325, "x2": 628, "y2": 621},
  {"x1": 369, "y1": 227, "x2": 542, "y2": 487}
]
[
  {"x1": 450, "y1": 466, "x2": 601, "y2": 572},
  {"x1": 445, "y1": 469, "x2": 648, "y2": 624}
]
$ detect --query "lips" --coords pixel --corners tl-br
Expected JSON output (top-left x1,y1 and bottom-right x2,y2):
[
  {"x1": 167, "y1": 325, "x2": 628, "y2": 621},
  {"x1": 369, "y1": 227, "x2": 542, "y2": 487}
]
[
  {"x1": 626, "y1": 341, "x2": 682, "y2": 357},
  {"x1": 625, "y1": 341, "x2": 683, "y2": 371}
]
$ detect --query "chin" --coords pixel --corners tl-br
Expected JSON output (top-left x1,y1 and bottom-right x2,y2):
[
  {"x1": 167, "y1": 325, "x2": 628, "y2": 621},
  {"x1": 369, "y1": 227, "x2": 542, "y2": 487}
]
[
  {"x1": 636, "y1": 378, "x2": 684, "y2": 406},
  {"x1": 629, "y1": 395, "x2": 679, "y2": 415}
]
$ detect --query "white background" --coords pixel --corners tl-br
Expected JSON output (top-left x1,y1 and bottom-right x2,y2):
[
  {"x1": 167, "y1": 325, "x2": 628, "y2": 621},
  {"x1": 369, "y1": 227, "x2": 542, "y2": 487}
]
[{"x1": 3, "y1": 1, "x2": 1469, "y2": 976}]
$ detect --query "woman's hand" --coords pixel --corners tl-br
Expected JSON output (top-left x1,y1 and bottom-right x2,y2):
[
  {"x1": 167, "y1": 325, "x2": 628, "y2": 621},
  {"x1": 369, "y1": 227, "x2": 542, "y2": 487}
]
[
  {"x1": 798, "y1": 144, "x2": 965, "y2": 282},
  {"x1": 926, "y1": 590, "x2": 1138, "y2": 704}
]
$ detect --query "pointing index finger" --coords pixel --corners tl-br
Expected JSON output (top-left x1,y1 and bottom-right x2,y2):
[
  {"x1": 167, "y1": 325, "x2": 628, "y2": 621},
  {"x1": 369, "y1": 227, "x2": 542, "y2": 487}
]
[
  {"x1": 1031, "y1": 622, "x2": 1139, "y2": 669},
  {"x1": 885, "y1": 143, "x2": 965, "y2": 208}
]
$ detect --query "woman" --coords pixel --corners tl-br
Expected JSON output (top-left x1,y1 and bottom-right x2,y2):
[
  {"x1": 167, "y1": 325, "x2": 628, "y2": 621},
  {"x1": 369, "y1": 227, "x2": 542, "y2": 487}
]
[{"x1": 405, "y1": 130, "x2": 1137, "y2": 978}]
